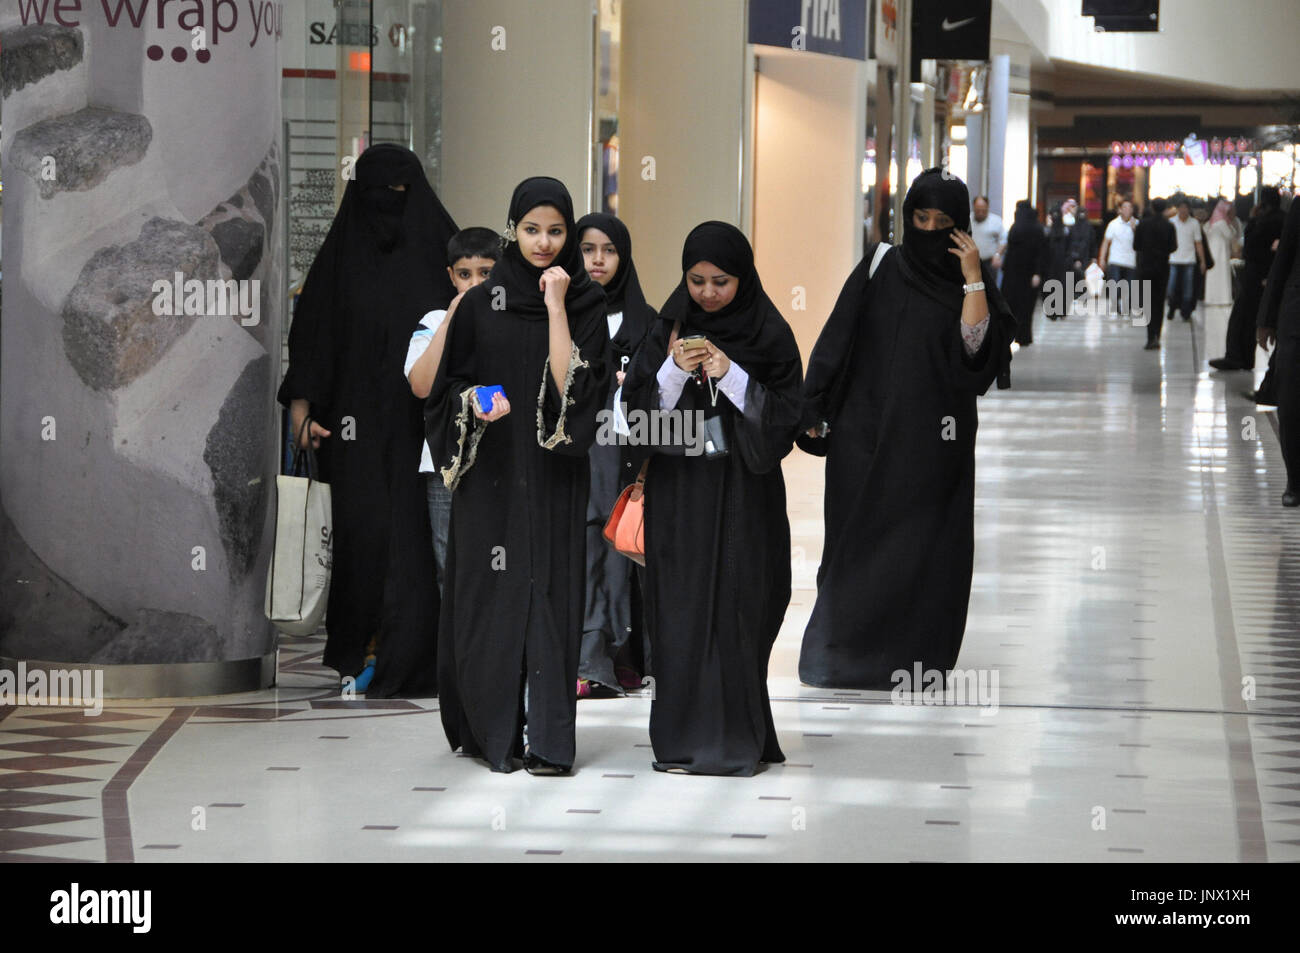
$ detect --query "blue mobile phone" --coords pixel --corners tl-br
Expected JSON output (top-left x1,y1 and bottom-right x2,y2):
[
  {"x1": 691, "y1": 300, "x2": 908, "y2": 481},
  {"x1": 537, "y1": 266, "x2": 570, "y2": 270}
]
[{"x1": 473, "y1": 384, "x2": 506, "y2": 413}]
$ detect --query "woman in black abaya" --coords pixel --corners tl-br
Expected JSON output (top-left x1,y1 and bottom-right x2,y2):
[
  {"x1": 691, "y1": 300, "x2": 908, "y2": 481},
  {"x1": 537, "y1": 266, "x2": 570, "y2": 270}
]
[
  {"x1": 278, "y1": 143, "x2": 457, "y2": 697},
  {"x1": 797, "y1": 169, "x2": 1014, "y2": 690},
  {"x1": 574, "y1": 213, "x2": 655, "y2": 696},
  {"x1": 1041, "y1": 204, "x2": 1071, "y2": 320},
  {"x1": 427, "y1": 177, "x2": 609, "y2": 774},
  {"x1": 621, "y1": 222, "x2": 803, "y2": 776},
  {"x1": 1001, "y1": 200, "x2": 1045, "y2": 345}
]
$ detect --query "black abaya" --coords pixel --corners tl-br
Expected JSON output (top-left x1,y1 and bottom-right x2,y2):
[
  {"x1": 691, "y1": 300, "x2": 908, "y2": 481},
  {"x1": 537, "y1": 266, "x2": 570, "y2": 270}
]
[
  {"x1": 1002, "y1": 203, "x2": 1045, "y2": 344},
  {"x1": 796, "y1": 169, "x2": 1014, "y2": 690},
  {"x1": 1258, "y1": 198, "x2": 1300, "y2": 490},
  {"x1": 574, "y1": 214, "x2": 655, "y2": 692},
  {"x1": 277, "y1": 144, "x2": 457, "y2": 696},
  {"x1": 427, "y1": 178, "x2": 610, "y2": 772},
  {"x1": 1223, "y1": 203, "x2": 1285, "y2": 367},
  {"x1": 622, "y1": 222, "x2": 803, "y2": 776}
]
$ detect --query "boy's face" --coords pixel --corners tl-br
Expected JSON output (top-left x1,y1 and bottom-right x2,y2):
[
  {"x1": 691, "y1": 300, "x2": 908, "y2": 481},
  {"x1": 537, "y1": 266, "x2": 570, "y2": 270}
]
[{"x1": 448, "y1": 256, "x2": 495, "y2": 293}]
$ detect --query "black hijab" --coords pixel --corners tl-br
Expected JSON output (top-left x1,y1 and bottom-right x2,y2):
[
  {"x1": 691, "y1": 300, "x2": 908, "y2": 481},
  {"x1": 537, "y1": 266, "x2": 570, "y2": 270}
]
[
  {"x1": 656, "y1": 221, "x2": 800, "y2": 381},
  {"x1": 575, "y1": 212, "x2": 655, "y2": 356},
  {"x1": 492, "y1": 176, "x2": 603, "y2": 320},
  {"x1": 278, "y1": 143, "x2": 458, "y2": 411}
]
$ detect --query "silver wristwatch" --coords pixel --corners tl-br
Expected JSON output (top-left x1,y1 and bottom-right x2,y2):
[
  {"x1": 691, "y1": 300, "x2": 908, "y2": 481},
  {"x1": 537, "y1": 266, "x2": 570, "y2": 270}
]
[{"x1": 963, "y1": 281, "x2": 986, "y2": 295}]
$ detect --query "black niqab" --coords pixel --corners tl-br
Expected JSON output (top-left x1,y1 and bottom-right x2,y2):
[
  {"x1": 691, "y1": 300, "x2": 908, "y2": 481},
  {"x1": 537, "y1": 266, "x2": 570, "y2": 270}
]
[
  {"x1": 899, "y1": 168, "x2": 971, "y2": 304},
  {"x1": 277, "y1": 143, "x2": 458, "y2": 696}
]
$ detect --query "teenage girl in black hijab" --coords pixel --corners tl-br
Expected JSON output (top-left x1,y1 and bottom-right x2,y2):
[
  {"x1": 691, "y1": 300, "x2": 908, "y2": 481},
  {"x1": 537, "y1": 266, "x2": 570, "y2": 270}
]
[
  {"x1": 574, "y1": 213, "x2": 655, "y2": 696},
  {"x1": 797, "y1": 168, "x2": 1014, "y2": 690},
  {"x1": 278, "y1": 143, "x2": 457, "y2": 697},
  {"x1": 426, "y1": 177, "x2": 610, "y2": 774},
  {"x1": 621, "y1": 221, "x2": 803, "y2": 776}
]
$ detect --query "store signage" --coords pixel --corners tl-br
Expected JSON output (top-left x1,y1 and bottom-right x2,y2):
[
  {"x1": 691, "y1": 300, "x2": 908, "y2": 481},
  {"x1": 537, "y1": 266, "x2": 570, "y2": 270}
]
[
  {"x1": 911, "y1": 0, "x2": 991, "y2": 61},
  {"x1": 749, "y1": 0, "x2": 869, "y2": 61},
  {"x1": 1108, "y1": 134, "x2": 1259, "y2": 168}
]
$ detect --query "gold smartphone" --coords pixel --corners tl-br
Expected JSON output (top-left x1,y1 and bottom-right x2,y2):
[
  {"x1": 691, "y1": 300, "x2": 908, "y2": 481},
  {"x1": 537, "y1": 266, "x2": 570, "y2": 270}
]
[{"x1": 678, "y1": 335, "x2": 710, "y2": 351}]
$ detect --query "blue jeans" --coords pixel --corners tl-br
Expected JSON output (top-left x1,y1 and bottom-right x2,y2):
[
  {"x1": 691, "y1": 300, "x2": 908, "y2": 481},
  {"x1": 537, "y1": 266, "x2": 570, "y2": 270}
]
[
  {"x1": 425, "y1": 474, "x2": 451, "y2": 597},
  {"x1": 1105, "y1": 264, "x2": 1136, "y2": 314},
  {"x1": 1166, "y1": 263, "x2": 1197, "y2": 320}
]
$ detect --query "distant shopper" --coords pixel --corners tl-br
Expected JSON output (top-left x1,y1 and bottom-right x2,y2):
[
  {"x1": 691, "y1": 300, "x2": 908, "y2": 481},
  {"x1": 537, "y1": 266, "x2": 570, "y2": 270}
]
[
  {"x1": 1211, "y1": 187, "x2": 1286, "y2": 371},
  {"x1": 1135, "y1": 199, "x2": 1177, "y2": 350},
  {"x1": 1041, "y1": 204, "x2": 1072, "y2": 320},
  {"x1": 970, "y1": 195, "x2": 1007, "y2": 285},
  {"x1": 1001, "y1": 200, "x2": 1045, "y2": 345},
  {"x1": 1065, "y1": 199, "x2": 1097, "y2": 286},
  {"x1": 1256, "y1": 196, "x2": 1300, "y2": 507},
  {"x1": 1166, "y1": 199, "x2": 1205, "y2": 322},
  {"x1": 1201, "y1": 200, "x2": 1241, "y2": 360},
  {"x1": 1099, "y1": 198, "x2": 1138, "y2": 314}
]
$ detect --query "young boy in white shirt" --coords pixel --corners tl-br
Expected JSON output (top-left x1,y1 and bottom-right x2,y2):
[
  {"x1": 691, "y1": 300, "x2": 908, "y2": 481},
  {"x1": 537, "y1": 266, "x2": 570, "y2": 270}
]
[{"x1": 405, "y1": 227, "x2": 500, "y2": 594}]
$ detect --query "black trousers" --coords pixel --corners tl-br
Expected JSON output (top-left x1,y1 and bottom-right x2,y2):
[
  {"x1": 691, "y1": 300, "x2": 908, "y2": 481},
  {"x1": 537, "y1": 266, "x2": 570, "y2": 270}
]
[{"x1": 1144, "y1": 269, "x2": 1169, "y2": 344}]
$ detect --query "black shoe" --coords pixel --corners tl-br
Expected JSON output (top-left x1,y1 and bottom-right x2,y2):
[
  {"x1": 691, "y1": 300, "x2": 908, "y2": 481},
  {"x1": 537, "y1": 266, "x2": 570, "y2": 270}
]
[
  {"x1": 1144, "y1": 341, "x2": 1160, "y2": 350},
  {"x1": 1284, "y1": 489, "x2": 1299, "y2": 508},
  {"x1": 523, "y1": 752, "x2": 570, "y2": 776},
  {"x1": 1209, "y1": 358, "x2": 1244, "y2": 371}
]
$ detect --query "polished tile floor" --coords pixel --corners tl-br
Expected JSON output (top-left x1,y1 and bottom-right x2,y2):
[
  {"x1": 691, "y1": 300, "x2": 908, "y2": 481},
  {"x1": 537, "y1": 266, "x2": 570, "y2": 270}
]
[{"x1": 3, "y1": 299, "x2": 1299, "y2": 862}]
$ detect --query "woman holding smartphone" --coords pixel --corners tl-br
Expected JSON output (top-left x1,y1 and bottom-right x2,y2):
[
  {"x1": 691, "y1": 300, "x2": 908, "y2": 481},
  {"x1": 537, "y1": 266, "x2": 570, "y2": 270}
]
[
  {"x1": 621, "y1": 222, "x2": 803, "y2": 776},
  {"x1": 426, "y1": 177, "x2": 610, "y2": 774}
]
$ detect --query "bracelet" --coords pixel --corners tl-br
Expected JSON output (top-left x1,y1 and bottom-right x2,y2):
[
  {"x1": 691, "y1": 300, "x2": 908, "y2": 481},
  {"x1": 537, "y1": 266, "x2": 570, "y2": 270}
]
[{"x1": 962, "y1": 281, "x2": 986, "y2": 295}]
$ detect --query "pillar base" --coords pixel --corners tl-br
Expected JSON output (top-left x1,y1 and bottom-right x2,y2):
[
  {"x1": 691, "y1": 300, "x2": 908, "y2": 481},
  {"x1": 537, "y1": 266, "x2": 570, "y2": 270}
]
[{"x1": 0, "y1": 652, "x2": 277, "y2": 700}]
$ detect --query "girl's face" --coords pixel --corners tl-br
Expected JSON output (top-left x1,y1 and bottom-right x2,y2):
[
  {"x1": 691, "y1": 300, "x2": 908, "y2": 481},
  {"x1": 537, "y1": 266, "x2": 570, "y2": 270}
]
[
  {"x1": 686, "y1": 261, "x2": 738, "y2": 313},
  {"x1": 580, "y1": 228, "x2": 620, "y2": 286},
  {"x1": 517, "y1": 205, "x2": 567, "y2": 268},
  {"x1": 912, "y1": 208, "x2": 955, "y2": 231}
]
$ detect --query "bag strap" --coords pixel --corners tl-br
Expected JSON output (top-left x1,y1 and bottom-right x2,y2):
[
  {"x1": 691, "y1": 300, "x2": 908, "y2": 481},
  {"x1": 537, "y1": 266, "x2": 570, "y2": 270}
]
[
  {"x1": 291, "y1": 415, "x2": 320, "y2": 481},
  {"x1": 869, "y1": 241, "x2": 891, "y2": 279}
]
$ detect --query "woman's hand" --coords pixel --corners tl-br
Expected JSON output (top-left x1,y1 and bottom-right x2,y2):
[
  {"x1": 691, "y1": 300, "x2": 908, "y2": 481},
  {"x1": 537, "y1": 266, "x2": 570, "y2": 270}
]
[
  {"x1": 540, "y1": 267, "x2": 570, "y2": 313},
  {"x1": 703, "y1": 343, "x2": 731, "y2": 380},
  {"x1": 474, "y1": 391, "x2": 511, "y2": 422},
  {"x1": 1031, "y1": 274, "x2": 1041, "y2": 288},
  {"x1": 673, "y1": 338, "x2": 709, "y2": 373},
  {"x1": 616, "y1": 370, "x2": 626, "y2": 386},
  {"x1": 948, "y1": 229, "x2": 983, "y2": 283},
  {"x1": 291, "y1": 399, "x2": 331, "y2": 449}
]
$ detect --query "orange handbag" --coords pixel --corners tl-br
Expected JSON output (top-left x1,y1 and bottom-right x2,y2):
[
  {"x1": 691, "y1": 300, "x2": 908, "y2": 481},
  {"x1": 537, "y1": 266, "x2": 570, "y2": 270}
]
[{"x1": 602, "y1": 460, "x2": 649, "y2": 566}]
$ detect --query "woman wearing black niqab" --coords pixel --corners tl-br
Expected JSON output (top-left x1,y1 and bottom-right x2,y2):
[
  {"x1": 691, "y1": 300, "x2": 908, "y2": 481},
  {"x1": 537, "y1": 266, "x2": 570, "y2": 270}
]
[
  {"x1": 574, "y1": 213, "x2": 655, "y2": 695},
  {"x1": 277, "y1": 143, "x2": 457, "y2": 697},
  {"x1": 796, "y1": 168, "x2": 1014, "y2": 690},
  {"x1": 426, "y1": 177, "x2": 610, "y2": 774},
  {"x1": 621, "y1": 221, "x2": 803, "y2": 776}
]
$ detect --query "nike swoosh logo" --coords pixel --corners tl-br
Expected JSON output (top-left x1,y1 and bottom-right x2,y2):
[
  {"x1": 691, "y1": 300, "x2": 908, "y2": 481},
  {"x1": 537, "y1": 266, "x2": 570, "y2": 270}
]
[{"x1": 942, "y1": 16, "x2": 977, "y2": 30}]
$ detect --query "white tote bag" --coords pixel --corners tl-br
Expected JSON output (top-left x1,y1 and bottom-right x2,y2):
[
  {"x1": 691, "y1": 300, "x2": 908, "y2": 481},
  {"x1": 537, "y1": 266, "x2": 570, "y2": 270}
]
[{"x1": 265, "y1": 444, "x2": 332, "y2": 636}]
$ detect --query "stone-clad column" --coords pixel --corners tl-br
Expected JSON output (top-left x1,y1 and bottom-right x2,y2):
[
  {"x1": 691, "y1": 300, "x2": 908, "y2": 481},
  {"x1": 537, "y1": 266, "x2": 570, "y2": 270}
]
[{"x1": 1, "y1": 2, "x2": 285, "y2": 695}]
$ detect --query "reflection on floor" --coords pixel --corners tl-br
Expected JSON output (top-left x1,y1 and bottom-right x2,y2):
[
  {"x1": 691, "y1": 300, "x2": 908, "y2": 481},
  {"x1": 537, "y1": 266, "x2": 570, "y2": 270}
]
[{"x1": 3, "y1": 303, "x2": 1299, "y2": 862}]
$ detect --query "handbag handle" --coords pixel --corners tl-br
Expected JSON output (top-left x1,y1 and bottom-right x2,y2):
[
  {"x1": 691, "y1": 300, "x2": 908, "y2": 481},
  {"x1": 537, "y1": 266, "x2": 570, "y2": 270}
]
[{"x1": 291, "y1": 415, "x2": 321, "y2": 481}]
